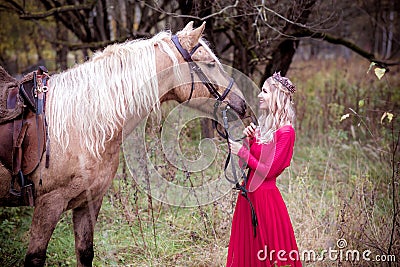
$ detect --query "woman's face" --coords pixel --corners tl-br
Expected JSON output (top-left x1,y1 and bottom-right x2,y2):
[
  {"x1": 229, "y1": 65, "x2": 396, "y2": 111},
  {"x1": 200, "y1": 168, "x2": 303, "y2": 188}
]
[{"x1": 258, "y1": 82, "x2": 271, "y2": 110}]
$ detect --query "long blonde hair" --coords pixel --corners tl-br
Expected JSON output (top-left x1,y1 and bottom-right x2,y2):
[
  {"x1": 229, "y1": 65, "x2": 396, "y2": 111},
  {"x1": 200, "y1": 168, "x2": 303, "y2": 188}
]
[
  {"x1": 48, "y1": 31, "x2": 178, "y2": 158},
  {"x1": 257, "y1": 75, "x2": 296, "y2": 144}
]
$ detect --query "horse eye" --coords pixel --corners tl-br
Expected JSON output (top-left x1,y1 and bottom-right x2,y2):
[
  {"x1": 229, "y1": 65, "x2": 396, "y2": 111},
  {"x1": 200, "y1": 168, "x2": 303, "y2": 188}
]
[{"x1": 207, "y1": 62, "x2": 216, "y2": 68}]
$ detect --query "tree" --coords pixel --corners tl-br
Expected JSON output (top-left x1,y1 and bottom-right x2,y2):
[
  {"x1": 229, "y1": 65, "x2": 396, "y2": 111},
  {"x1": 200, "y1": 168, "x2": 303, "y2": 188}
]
[{"x1": 0, "y1": 0, "x2": 398, "y2": 81}]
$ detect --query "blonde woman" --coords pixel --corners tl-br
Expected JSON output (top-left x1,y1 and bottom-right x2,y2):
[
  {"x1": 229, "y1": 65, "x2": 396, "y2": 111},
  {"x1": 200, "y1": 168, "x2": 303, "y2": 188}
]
[{"x1": 227, "y1": 72, "x2": 302, "y2": 267}]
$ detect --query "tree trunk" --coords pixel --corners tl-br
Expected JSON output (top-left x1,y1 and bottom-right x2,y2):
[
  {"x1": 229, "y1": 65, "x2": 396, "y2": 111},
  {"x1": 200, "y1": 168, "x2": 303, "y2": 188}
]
[
  {"x1": 261, "y1": 0, "x2": 317, "y2": 84},
  {"x1": 56, "y1": 21, "x2": 68, "y2": 70},
  {"x1": 201, "y1": 118, "x2": 214, "y2": 139},
  {"x1": 385, "y1": 10, "x2": 394, "y2": 59},
  {"x1": 261, "y1": 39, "x2": 299, "y2": 84},
  {"x1": 179, "y1": 0, "x2": 215, "y2": 138}
]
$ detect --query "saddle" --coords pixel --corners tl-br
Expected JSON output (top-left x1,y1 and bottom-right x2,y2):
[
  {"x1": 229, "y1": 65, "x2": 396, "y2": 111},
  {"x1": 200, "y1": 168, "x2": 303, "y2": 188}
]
[{"x1": 0, "y1": 66, "x2": 49, "y2": 206}]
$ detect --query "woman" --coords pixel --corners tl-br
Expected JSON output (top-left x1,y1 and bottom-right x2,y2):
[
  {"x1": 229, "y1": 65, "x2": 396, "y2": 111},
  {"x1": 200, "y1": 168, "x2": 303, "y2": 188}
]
[{"x1": 227, "y1": 72, "x2": 302, "y2": 267}]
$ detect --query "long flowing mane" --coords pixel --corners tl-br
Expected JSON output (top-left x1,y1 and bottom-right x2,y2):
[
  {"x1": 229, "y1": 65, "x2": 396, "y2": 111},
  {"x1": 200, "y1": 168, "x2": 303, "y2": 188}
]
[{"x1": 48, "y1": 31, "x2": 179, "y2": 157}]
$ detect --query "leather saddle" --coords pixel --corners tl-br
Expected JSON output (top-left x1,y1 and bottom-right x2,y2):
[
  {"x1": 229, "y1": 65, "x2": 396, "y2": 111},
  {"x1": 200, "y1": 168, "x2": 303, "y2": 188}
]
[{"x1": 0, "y1": 66, "x2": 49, "y2": 206}]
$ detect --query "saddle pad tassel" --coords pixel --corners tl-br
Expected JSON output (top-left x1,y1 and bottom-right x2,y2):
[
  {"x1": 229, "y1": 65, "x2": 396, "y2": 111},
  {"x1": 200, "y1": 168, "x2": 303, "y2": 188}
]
[
  {"x1": 45, "y1": 117, "x2": 50, "y2": 169},
  {"x1": 45, "y1": 139, "x2": 50, "y2": 169}
]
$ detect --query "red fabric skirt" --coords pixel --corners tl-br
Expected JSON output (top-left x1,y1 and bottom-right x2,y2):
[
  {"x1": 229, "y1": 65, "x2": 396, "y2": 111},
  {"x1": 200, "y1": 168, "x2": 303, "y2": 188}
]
[{"x1": 226, "y1": 181, "x2": 302, "y2": 267}]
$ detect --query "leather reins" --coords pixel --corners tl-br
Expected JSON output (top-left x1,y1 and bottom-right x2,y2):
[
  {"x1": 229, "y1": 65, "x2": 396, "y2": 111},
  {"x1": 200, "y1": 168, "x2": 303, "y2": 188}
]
[{"x1": 217, "y1": 104, "x2": 258, "y2": 237}]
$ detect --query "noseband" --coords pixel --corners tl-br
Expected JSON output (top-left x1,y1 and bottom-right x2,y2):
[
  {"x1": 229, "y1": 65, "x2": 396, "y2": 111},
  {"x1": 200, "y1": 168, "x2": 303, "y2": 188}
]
[{"x1": 171, "y1": 35, "x2": 234, "y2": 102}]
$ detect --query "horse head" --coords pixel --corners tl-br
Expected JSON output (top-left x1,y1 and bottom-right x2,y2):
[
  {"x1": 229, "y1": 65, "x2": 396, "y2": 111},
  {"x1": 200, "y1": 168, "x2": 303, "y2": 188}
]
[{"x1": 161, "y1": 21, "x2": 247, "y2": 118}]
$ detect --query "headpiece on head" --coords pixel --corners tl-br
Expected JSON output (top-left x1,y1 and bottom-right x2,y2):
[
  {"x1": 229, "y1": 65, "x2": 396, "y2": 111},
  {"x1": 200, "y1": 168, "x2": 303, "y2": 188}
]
[{"x1": 272, "y1": 72, "x2": 296, "y2": 94}]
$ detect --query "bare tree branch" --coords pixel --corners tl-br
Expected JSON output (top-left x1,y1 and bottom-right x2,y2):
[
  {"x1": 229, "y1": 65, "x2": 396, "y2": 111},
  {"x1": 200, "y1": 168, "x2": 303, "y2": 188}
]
[
  {"x1": 294, "y1": 29, "x2": 400, "y2": 69},
  {"x1": 259, "y1": 4, "x2": 308, "y2": 28},
  {"x1": 19, "y1": 3, "x2": 95, "y2": 19},
  {"x1": 142, "y1": 0, "x2": 240, "y2": 21},
  {"x1": 2, "y1": 0, "x2": 24, "y2": 13}
]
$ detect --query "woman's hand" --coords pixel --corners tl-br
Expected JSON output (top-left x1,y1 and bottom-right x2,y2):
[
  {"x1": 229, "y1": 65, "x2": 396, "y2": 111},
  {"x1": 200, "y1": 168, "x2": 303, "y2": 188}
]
[
  {"x1": 243, "y1": 122, "x2": 257, "y2": 138},
  {"x1": 229, "y1": 139, "x2": 243, "y2": 155}
]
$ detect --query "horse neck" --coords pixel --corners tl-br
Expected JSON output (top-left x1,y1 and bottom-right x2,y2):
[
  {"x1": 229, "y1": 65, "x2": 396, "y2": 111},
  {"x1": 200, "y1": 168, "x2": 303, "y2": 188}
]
[{"x1": 46, "y1": 36, "x2": 184, "y2": 158}]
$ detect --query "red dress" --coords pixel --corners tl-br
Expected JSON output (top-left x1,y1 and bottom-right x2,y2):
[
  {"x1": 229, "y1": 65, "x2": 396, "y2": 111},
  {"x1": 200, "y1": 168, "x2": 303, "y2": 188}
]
[{"x1": 226, "y1": 125, "x2": 302, "y2": 267}]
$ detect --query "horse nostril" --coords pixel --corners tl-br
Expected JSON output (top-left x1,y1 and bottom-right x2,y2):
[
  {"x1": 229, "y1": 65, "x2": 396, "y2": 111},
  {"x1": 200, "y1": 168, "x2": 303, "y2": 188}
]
[
  {"x1": 232, "y1": 102, "x2": 246, "y2": 119},
  {"x1": 241, "y1": 105, "x2": 247, "y2": 118}
]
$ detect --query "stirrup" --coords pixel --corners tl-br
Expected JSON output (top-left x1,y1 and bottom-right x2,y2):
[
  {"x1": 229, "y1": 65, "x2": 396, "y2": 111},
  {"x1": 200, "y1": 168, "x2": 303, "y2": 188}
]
[
  {"x1": 9, "y1": 188, "x2": 21, "y2": 197},
  {"x1": 9, "y1": 170, "x2": 24, "y2": 196},
  {"x1": 9, "y1": 170, "x2": 35, "y2": 206}
]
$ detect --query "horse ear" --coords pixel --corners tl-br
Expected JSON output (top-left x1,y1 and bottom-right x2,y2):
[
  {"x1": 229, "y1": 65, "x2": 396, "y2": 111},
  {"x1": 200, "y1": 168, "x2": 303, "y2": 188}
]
[
  {"x1": 189, "y1": 22, "x2": 206, "y2": 45},
  {"x1": 182, "y1": 21, "x2": 194, "y2": 32}
]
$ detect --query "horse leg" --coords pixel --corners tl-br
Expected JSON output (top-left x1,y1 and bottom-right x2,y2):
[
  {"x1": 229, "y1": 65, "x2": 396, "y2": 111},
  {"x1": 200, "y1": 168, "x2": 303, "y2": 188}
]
[
  {"x1": 72, "y1": 197, "x2": 104, "y2": 267},
  {"x1": 24, "y1": 195, "x2": 65, "y2": 266}
]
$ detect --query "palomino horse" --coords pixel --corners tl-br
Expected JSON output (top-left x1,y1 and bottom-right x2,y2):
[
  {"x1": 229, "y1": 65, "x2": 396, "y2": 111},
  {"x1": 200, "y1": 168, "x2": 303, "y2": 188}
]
[{"x1": 0, "y1": 22, "x2": 246, "y2": 266}]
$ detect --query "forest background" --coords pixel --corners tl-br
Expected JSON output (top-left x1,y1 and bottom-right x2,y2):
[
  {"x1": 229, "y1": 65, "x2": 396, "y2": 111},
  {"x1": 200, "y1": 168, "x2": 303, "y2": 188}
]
[{"x1": 0, "y1": 0, "x2": 399, "y2": 266}]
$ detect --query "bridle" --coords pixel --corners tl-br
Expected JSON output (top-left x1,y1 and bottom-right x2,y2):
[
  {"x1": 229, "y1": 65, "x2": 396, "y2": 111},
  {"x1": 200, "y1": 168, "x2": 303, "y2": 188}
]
[
  {"x1": 172, "y1": 35, "x2": 259, "y2": 237},
  {"x1": 171, "y1": 35, "x2": 234, "y2": 102}
]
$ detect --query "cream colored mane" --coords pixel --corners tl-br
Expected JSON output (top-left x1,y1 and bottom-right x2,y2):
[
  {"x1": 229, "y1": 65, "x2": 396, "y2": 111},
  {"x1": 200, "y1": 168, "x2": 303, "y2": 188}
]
[{"x1": 48, "y1": 31, "x2": 180, "y2": 157}]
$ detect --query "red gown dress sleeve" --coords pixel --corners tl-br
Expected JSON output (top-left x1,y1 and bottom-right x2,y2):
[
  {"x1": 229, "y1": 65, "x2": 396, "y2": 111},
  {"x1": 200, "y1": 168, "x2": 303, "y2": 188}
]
[
  {"x1": 238, "y1": 136, "x2": 253, "y2": 169},
  {"x1": 237, "y1": 125, "x2": 295, "y2": 190},
  {"x1": 226, "y1": 125, "x2": 302, "y2": 267}
]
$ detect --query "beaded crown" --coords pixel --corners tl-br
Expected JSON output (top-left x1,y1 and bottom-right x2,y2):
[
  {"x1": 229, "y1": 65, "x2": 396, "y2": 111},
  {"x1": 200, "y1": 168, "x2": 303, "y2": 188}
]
[{"x1": 272, "y1": 72, "x2": 296, "y2": 94}]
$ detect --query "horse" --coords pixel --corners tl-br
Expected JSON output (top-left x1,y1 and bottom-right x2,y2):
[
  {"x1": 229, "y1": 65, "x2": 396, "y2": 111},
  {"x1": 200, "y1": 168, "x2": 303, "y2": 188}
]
[{"x1": 0, "y1": 21, "x2": 247, "y2": 266}]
